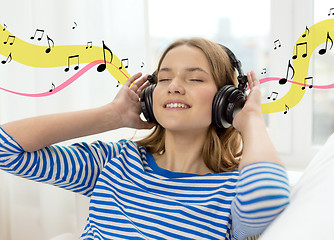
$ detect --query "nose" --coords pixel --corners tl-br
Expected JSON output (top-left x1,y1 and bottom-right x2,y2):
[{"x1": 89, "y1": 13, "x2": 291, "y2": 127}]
[{"x1": 168, "y1": 78, "x2": 185, "y2": 95}]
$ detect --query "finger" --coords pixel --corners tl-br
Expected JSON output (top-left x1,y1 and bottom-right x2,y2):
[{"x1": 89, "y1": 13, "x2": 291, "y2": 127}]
[
  {"x1": 124, "y1": 72, "x2": 143, "y2": 88},
  {"x1": 136, "y1": 81, "x2": 150, "y2": 96},
  {"x1": 250, "y1": 70, "x2": 260, "y2": 87},
  {"x1": 135, "y1": 74, "x2": 149, "y2": 87},
  {"x1": 247, "y1": 72, "x2": 254, "y2": 89},
  {"x1": 130, "y1": 74, "x2": 149, "y2": 91}
]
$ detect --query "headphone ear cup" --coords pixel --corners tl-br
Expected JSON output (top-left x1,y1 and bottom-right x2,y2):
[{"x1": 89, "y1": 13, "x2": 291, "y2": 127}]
[
  {"x1": 140, "y1": 84, "x2": 158, "y2": 124},
  {"x1": 212, "y1": 85, "x2": 246, "y2": 129},
  {"x1": 225, "y1": 89, "x2": 246, "y2": 125},
  {"x1": 212, "y1": 85, "x2": 235, "y2": 129}
]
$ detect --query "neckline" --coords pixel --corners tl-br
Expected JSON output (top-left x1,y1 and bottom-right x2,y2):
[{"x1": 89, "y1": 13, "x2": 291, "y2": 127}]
[{"x1": 146, "y1": 152, "x2": 212, "y2": 178}]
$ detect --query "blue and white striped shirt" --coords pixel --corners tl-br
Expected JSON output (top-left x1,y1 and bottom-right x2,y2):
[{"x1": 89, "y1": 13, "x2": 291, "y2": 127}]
[{"x1": 0, "y1": 126, "x2": 289, "y2": 239}]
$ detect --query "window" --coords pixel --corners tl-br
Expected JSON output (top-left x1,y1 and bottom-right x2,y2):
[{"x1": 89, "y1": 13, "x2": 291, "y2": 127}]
[
  {"x1": 313, "y1": 0, "x2": 334, "y2": 145},
  {"x1": 147, "y1": 0, "x2": 271, "y2": 76}
]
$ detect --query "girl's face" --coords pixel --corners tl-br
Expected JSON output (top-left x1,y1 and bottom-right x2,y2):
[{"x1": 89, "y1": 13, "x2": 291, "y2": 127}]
[{"x1": 153, "y1": 45, "x2": 218, "y2": 133}]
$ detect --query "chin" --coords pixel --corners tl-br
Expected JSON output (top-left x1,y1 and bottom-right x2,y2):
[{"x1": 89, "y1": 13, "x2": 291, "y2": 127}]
[{"x1": 159, "y1": 121, "x2": 210, "y2": 133}]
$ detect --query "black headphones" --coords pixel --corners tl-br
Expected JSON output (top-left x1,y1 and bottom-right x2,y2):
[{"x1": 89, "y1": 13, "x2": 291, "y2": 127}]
[{"x1": 140, "y1": 44, "x2": 248, "y2": 129}]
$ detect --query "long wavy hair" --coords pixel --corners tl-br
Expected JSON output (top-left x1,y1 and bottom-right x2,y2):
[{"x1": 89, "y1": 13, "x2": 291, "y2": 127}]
[{"x1": 136, "y1": 38, "x2": 242, "y2": 173}]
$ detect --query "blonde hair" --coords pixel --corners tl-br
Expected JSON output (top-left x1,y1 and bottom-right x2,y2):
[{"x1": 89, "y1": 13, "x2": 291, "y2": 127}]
[{"x1": 137, "y1": 38, "x2": 242, "y2": 173}]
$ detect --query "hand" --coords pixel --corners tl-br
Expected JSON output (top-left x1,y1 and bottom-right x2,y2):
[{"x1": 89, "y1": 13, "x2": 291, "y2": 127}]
[
  {"x1": 232, "y1": 70, "x2": 264, "y2": 133},
  {"x1": 110, "y1": 73, "x2": 155, "y2": 130}
]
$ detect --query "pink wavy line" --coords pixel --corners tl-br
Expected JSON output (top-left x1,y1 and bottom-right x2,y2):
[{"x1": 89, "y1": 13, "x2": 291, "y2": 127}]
[
  {"x1": 1, "y1": 74, "x2": 333, "y2": 98},
  {"x1": 0, "y1": 60, "x2": 129, "y2": 97},
  {"x1": 259, "y1": 77, "x2": 334, "y2": 89}
]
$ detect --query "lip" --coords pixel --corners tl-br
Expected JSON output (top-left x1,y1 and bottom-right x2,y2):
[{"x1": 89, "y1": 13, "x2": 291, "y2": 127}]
[{"x1": 163, "y1": 99, "x2": 191, "y2": 108}]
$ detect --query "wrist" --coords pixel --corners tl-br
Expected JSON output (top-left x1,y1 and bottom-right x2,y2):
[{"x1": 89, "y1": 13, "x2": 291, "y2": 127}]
[{"x1": 236, "y1": 113, "x2": 265, "y2": 136}]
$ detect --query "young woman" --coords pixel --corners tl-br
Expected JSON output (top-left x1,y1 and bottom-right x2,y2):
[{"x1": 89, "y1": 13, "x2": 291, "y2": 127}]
[{"x1": 0, "y1": 38, "x2": 289, "y2": 239}]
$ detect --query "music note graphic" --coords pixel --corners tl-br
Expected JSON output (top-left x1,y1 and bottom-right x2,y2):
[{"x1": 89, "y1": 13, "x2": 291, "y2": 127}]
[
  {"x1": 45, "y1": 35, "x2": 54, "y2": 54},
  {"x1": 3, "y1": 24, "x2": 7, "y2": 31},
  {"x1": 302, "y1": 26, "x2": 310, "y2": 38},
  {"x1": 30, "y1": 29, "x2": 44, "y2": 41},
  {"x1": 284, "y1": 104, "x2": 289, "y2": 114},
  {"x1": 274, "y1": 39, "x2": 281, "y2": 50},
  {"x1": 302, "y1": 76, "x2": 314, "y2": 90},
  {"x1": 141, "y1": 62, "x2": 144, "y2": 68},
  {"x1": 279, "y1": 60, "x2": 295, "y2": 85},
  {"x1": 49, "y1": 83, "x2": 56, "y2": 92},
  {"x1": 72, "y1": 22, "x2": 77, "y2": 29},
  {"x1": 328, "y1": 8, "x2": 334, "y2": 16},
  {"x1": 64, "y1": 55, "x2": 79, "y2": 72},
  {"x1": 267, "y1": 91, "x2": 278, "y2": 101},
  {"x1": 97, "y1": 40, "x2": 113, "y2": 72},
  {"x1": 119, "y1": 58, "x2": 129, "y2": 69},
  {"x1": 261, "y1": 68, "x2": 267, "y2": 74},
  {"x1": 86, "y1": 41, "x2": 93, "y2": 49},
  {"x1": 292, "y1": 42, "x2": 308, "y2": 59},
  {"x1": 1, "y1": 52, "x2": 12, "y2": 64},
  {"x1": 319, "y1": 32, "x2": 333, "y2": 55},
  {"x1": 3, "y1": 35, "x2": 15, "y2": 45}
]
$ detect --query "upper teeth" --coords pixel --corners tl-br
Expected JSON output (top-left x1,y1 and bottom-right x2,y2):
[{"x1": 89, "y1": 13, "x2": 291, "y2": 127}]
[{"x1": 166, "y1": 103, "x2": 189, "y2": 109}]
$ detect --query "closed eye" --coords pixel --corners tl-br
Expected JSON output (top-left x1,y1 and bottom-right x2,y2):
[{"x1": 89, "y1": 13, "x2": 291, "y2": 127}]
[
  {"x1": 190, "y1": 79, "x2": 203, "y2": 82},
  {"x1": 158, "y1": 78, "x2": 171, "y2": 82}
]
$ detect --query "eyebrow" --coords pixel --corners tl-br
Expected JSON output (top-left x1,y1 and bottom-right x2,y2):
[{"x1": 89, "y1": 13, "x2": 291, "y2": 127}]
[{"x1": 159, "y1": 67, "x2": 209, "y2": 75}]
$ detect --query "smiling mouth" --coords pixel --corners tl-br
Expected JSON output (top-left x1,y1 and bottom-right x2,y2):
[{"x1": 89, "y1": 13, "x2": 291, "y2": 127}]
[{"x1": 165, "y1": 103, "x2": 190, "y2": 109}]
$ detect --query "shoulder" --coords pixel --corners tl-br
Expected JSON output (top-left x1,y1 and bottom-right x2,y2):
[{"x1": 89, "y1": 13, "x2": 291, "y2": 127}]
[{"x1": 107, "y1": 139, "x2": 149, "y2": 167}]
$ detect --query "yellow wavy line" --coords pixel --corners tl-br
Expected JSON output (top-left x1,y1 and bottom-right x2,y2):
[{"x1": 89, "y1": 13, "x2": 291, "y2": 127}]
[
  {"x1": 0, "y1": 25, "x2": 131, "y2": 84},
  {"x1": 1, "y1": 19, "x2": 333, "y2": 113},
  {"x1": 261, "y1": 18, "x2": 334, "y2": 114}
]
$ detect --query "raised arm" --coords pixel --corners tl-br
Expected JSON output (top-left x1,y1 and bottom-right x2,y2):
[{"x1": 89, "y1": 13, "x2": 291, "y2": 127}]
[
  {"x1": 2, "y1": 73, "x2": 154, "y2": 152},
  {"x1": 231, "y1": 71, "x2": 289, "y2": 239},
  {"x1": 232, "y1": 70, "x2": 283, "y2": 170}
]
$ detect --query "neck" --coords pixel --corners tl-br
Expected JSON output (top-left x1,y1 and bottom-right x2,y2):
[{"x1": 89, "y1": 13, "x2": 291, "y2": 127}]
[{"x1": 154, "y1": 129, "x2": 213, "y2": 175}]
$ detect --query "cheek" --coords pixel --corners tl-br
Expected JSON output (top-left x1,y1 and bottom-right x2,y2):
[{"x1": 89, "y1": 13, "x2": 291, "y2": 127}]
[
  {"x1": 152, "y1": 87, "x2": 160, "y2": 114},
  {"x1": 197, "y1": 88, "x2": 217, "y2": 109}
]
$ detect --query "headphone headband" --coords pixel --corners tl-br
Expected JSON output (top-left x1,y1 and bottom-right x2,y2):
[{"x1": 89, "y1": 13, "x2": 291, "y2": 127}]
[{"x1": 218, "y1": 44, "x2": 248, "y2": 92}]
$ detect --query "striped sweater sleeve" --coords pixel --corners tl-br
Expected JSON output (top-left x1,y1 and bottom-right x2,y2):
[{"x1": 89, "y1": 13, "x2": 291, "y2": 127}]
[
  {"x1": 0, "y1": 126, "x2": 123, "y2": 197},
  {"x1": 231, "y1": 162, "x2": 290, "y2": 239}
]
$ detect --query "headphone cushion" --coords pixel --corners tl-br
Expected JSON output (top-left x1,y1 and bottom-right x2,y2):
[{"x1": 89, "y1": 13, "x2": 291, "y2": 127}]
[
  {"x1": 140, "y1": 84, "x2": 157, "y2": 124},
  {"x1": 212, "y1": 85, "x2": 236, "y2": 128},
  {"x1": 225, "y1": 89, "x2": 246, "y2": 124}
]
